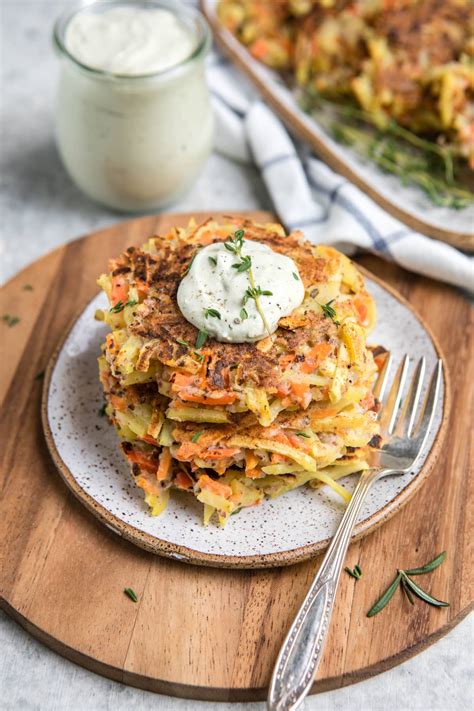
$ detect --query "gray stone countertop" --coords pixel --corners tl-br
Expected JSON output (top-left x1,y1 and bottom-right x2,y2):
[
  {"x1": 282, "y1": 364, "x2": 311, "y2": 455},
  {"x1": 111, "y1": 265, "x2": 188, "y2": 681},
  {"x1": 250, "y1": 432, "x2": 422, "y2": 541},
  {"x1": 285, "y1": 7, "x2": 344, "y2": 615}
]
[{"x1": 1, "y1": 2, "x2": 472, "y2": 710}]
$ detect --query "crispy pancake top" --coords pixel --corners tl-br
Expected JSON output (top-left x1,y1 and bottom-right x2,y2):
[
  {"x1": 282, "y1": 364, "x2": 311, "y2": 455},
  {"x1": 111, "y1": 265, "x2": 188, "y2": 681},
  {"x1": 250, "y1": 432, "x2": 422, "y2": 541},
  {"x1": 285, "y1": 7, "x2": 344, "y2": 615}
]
[{"x1": 107, "y1": 219, "x2": 366, "y2": 388}]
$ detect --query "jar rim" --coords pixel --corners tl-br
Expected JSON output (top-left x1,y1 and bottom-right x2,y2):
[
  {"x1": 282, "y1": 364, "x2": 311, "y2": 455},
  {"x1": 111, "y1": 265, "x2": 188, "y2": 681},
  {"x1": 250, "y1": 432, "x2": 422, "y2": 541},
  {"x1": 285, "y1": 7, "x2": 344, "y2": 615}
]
[{"x1": 53, "y1": 0, "x2": 211, "y2": 81}]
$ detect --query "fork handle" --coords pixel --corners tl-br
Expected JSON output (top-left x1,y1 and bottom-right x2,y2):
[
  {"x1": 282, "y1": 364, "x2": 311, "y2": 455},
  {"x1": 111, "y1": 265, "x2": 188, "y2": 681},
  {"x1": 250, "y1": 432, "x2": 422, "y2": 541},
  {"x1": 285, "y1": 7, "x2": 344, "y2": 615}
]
[{"x1": 267, "y1": 468, "x2": 380, "y2": 711}]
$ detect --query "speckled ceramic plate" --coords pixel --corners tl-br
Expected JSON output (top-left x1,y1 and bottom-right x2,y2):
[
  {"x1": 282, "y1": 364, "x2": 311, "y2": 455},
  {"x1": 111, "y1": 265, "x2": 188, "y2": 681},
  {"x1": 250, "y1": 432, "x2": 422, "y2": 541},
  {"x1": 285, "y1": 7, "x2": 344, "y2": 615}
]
[{"x1": 42, "y1": 272, "x2": 449, "y2": 568}]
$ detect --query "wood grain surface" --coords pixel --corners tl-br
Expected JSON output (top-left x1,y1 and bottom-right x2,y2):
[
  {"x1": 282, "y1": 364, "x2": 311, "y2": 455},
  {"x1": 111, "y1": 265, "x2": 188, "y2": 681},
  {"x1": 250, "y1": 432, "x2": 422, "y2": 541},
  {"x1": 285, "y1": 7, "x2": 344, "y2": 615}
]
[
  {"x1": 202, "y1": 0, "x2": 474, "y2": 252},
  {"x1": 0, "y1": 211, "x2": 472, "y2": 701}
]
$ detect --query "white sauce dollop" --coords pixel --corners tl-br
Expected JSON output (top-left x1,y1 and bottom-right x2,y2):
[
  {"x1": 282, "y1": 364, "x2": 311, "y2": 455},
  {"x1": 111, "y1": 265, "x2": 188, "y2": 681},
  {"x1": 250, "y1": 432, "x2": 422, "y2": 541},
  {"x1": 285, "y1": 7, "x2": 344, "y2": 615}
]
[
  {"x1": 177, "y1": 241, "x2": 305, "y2": 343},
  {"x1": 64, "y1": 7, "x2": 195, "y2": 76}
]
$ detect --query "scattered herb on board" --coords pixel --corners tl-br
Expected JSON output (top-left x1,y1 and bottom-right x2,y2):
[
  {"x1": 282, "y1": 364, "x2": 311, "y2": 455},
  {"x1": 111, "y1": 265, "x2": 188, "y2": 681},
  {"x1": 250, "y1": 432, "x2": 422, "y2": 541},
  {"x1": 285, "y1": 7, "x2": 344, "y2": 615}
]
[
  {"x1": 195, "y1": 329, "x2": 208, "y2": 349},
  {"x1": 225, "y1": 229, "x2": 273, "y2": 335},
  {"x1": 35, "y1": 370, "x2": 45, "y2": 381},
  {"x1": 23, "y1": 284, "x2": 34, "y2": 291},
  {"x1": 98, "y1": 403, "x2": 107, "y2": 417},
  {"x1": 345, "y1": 564, "x2": 362, "y2": 580},
  {"x1": 367, "y1": 551, "x2": 448, "y2": 617},
  {"x1": 2, "y1": 314, "x2": 20, "y2": 327},
  {"x1": 191, "y1": 431, "x2": 203, "y2": 443},
  {"x1": 109, "y1": 299, "x2": 137, "y2": 314},
  {"x1": 123, "y1": 587, "x2": 138, "y2": 603}
]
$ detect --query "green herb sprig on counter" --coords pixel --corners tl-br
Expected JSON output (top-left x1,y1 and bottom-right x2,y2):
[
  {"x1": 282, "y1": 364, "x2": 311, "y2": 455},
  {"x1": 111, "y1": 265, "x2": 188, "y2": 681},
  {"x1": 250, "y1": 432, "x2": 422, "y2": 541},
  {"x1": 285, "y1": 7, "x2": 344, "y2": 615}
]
[
  {"x1": 123, "y1": 587, "x2": 138, "y2": 603},
  {"x1": 225, "y1": 229, "x2": 273, "y2": 334},
  {"x1": 367, "y1": 551, "x2": 448, "y2": 617},
  {"x1": 2, "y1": 314, "x2": 20, "y2": 327},
  {"x1": 345, "y1": 564, "x2": 362, "y2": 580}
]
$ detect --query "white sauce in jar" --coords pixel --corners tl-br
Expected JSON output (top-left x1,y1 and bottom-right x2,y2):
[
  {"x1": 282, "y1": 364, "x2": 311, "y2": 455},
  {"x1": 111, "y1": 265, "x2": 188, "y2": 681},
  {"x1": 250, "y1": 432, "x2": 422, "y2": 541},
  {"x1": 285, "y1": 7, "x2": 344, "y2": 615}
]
[
  {"x1": 64, "y1": 7, "x2": 195, "y2": 76},
  {"x1": 55, "y1": 2, "x2": 213, "y2": 211},
  {"x1": 177, "y1": 240, "x2": 305, "y2": 343}
]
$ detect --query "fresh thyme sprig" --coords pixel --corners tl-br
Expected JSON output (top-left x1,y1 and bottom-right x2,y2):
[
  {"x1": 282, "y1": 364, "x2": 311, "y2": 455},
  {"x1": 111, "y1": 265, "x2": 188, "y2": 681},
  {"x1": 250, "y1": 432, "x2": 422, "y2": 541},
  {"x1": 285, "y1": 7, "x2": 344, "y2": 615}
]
[
  {"x1": 225, "y1": 229, "x2": 273, "y2": 335},
  {"x1": 110, "y1": 299, "x2": 137, "y2": 314},
  {"x1": 301, "y1": 90, "x2": 473, "y2": 209},
  {"x1": 321, "y1": 299, "x2": 340, "y2": 325},
  {"x1": 367, "y1": 551, "x2": 448, "y2": 617}
]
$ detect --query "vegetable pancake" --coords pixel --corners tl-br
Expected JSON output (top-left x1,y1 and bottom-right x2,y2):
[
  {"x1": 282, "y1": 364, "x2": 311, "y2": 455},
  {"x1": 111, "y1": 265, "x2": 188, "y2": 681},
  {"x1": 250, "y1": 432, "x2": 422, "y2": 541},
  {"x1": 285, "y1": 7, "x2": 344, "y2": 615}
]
[{"x1": 96, "y1": 217, "x2": 382, "y2": 525}]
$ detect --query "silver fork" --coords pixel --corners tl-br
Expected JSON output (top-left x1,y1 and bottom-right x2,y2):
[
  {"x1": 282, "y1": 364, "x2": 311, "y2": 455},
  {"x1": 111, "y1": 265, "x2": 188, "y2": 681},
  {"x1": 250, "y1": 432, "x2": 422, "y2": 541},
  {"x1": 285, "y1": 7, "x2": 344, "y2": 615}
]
[{"x1": 267, "y1": 354, "x2": 443, "y2": 711}]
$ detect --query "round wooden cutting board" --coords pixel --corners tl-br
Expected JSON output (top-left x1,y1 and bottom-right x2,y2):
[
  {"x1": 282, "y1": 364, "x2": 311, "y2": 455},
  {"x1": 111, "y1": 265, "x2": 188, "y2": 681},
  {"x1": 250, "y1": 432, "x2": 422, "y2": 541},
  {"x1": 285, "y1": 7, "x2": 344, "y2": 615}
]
[{"x1": 0, "y1": 211, "x2": 472, "y2": 701}]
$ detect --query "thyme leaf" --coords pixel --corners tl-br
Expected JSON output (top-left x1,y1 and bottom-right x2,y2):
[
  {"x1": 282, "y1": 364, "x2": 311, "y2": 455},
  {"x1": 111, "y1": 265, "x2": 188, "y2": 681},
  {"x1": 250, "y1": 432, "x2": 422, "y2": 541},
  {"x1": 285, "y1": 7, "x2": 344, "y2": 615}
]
[
  {"x1": 204, "y1": 308, "x2": 221, "y2": 320},
  {"x1": 195, "y1": 329, "x2": 208, "y2": 349},
  {"x1": 191, "y1": 431, "x2": 203, "y2": 443},
  {"x1": 2, "y1": 314, "x2": 20, "y2": 327},
  {"x1": 110, "y1": 299, "x2": 137, "y2": 314}
]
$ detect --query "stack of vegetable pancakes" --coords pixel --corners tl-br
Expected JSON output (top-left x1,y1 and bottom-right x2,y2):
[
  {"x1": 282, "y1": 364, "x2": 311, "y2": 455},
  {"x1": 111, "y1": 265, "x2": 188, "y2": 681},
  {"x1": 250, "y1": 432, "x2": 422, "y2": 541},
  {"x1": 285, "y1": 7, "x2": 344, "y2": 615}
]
[{"x1": 96, "y1": 218, "x2": 382, "y2": 525}]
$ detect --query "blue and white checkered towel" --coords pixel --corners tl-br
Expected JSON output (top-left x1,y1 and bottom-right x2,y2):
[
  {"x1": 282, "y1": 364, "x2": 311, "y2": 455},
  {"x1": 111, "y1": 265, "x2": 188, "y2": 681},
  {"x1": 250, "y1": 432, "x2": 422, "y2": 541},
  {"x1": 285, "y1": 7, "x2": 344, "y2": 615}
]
[{"x1": 207, "y1": 56, "x2": 474, "y2": 293}]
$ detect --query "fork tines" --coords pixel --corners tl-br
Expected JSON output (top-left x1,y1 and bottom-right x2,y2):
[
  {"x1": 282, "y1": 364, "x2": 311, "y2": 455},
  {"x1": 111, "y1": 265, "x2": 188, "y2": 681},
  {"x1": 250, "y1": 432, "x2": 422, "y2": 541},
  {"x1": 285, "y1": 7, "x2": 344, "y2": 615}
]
[{"x1": 376, "y1": 353, "x2": 443, "y2": 447}]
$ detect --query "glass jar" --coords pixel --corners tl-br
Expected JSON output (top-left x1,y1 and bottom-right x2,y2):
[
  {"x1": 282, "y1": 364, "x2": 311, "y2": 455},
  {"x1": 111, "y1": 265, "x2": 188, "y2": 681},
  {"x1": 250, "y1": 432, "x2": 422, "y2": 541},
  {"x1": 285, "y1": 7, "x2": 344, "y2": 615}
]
[{"x1": 53, "y1": 1, "x2": 214, "y2": 211}]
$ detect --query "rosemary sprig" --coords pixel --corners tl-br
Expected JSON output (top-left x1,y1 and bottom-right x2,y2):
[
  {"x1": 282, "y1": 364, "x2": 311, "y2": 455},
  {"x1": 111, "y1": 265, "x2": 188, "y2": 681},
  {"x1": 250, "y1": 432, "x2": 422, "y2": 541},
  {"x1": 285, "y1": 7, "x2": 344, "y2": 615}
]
[
  {"x1": 226, "y1": 229, "x2": 273, "y2": 335},
  {"x1": 367, "y1": 551, "x2": 448, "y2": 617},
  {"x1": 345, "y1": 564, "x2": 362, "y2": 580}
]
